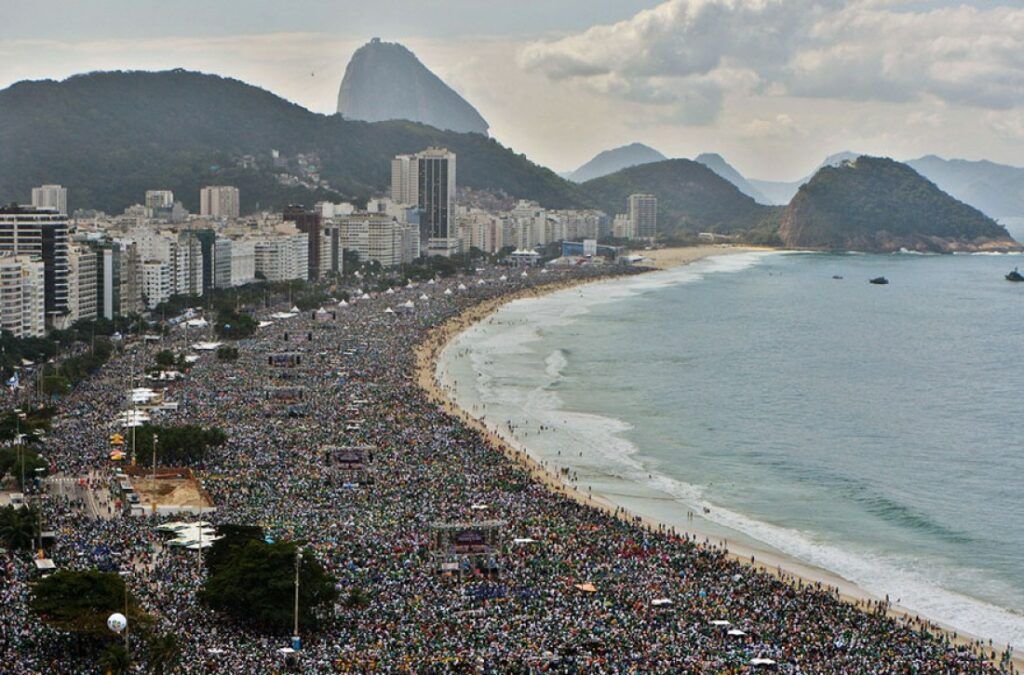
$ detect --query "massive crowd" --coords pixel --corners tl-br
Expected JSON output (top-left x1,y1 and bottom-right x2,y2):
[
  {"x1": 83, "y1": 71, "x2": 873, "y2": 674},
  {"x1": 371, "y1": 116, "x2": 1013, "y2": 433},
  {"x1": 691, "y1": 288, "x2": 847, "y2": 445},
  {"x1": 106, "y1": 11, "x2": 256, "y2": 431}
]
[{"x1": 0, "y1": 262, "x2": 1014, "y2": 673}]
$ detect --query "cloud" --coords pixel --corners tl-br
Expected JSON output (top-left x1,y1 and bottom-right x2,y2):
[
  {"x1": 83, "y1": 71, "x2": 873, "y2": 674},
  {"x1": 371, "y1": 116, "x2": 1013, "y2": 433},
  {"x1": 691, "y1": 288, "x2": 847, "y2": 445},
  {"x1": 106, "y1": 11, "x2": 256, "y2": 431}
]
[{"x1": 519, "y1": 0, "x2": 1024, "y2": 123}]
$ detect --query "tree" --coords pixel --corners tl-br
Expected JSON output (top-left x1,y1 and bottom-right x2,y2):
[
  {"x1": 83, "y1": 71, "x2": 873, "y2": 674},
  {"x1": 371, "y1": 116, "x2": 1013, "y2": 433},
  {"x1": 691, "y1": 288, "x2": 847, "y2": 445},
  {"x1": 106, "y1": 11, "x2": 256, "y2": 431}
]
[
  {"x1": 215, "y1": 310, "x2": 258, "y2": 340},
  {"x1": 0, "y1": 446, "x2": 48, "y2": 488},
  {"x1": 0, "y1": 505, "x2": 37, "y2": 550},
  {"x1": 153, "y1": 350, "x2": 177, "y2": 369},
  {"x1": 132, "y1": 424, "x2": 227, "y2": 468},
  {"x1": 200, "y1": 541, "x2": 337, "y2": 631},
  {"x1": 99, "y1": 643, "x2": 131, "y2": 675},
  {"x1": 215, "y1": 345, "x2": 239, "y2": 362},
  {"x1": 30, "y1": 570, "x2": 150, "y2": 639},
  {"x1": 146, "y1": 632, "x2": 180, "y2": 675},
  {"x1": 204, "y1": 524, "x2": 265, "y2": 576}
]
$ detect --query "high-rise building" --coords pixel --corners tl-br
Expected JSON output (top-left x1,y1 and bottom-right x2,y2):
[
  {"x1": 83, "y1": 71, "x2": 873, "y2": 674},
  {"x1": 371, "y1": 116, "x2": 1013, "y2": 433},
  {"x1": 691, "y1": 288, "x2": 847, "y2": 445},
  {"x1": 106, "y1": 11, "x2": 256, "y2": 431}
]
[
  {"x1": 67, "y1": 244, "x2": 97, "y2": 323},
  {"x1": 628, "y1": 193, "x2": 657, "y2": 240},
  {"x1": 254, "y1": 227, "x2": 308, "y2": 282},
  {"x1": 97, "y1": 241, "x2": 143, "y2": 320},
  {"x1": 390, "y1": 154, "x2": 418, "y2": 205},
  {"x1": 0, "y1": 254, "x2": 46, "y2": 338},
  {"x1": 145, "y1": 190, "x2": 174, "y2": 212},
  {"x1": 391, "y1": 148, "x2": 456, "y2": 256},
  {"x1": 0, "y1": 204, "x2": 70, "y2": 326},
  {"x1": 319, "y1": 224, "x2": 343, "y2": 278},
  {"x1": 199, "y1": 186, "x2": 240, "y2": 219},
  {"x1": 31, "y1": 185, "x2": 68, "y2": 215},
  {"x1": 283, "y1": 205, "x2": 323, "y2": 281},
  {"x1": 142, "y1": 260, "x2": 172, "y2": 309}
]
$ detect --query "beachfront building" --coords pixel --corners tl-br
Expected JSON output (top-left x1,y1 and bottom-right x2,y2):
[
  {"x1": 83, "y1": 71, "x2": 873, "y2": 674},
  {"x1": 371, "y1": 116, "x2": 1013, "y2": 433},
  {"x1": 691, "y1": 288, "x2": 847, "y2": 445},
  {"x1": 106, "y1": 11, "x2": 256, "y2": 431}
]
[
  {"x1": 199, "y1": 186, "x2": 240, "y2": 219},
  {"x1": 391, "y1": 147, "x2": 457, "y2": 256},
  {"x1": 0, "y1": 254, "x2": 46, "y2": 338},
  {"x1": 629, "y1": 193, "x2": 657, "y2": 240},
  {"x1": 0, "y1": 204, "x2": 71, "y2": 327},
  {"x1": 254, "y1": 226, "x2": 308, "y2": 282}
]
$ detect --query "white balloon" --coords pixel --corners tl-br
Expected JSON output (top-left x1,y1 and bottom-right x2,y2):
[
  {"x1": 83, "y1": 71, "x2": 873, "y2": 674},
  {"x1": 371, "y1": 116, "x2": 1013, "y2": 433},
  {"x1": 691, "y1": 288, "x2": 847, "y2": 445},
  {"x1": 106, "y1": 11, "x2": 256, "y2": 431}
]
[{"x1": 107, "y1": 612, "x2": 127, "y2": 634}]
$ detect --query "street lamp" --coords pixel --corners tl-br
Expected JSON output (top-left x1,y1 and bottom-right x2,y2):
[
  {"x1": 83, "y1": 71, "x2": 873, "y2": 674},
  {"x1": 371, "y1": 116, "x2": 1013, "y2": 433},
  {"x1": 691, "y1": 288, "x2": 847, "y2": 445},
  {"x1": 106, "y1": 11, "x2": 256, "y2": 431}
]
[{"x1": 292, "y1": 549, "x2": 303, "y2": 651}]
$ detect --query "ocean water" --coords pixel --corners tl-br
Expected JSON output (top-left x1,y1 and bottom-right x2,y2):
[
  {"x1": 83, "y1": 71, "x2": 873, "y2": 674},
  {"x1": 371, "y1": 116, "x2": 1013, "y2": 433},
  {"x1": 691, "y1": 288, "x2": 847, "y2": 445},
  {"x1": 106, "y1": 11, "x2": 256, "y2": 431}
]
[{"x1": 439, "y1": 251, "x2": 1024, "y2": 647}]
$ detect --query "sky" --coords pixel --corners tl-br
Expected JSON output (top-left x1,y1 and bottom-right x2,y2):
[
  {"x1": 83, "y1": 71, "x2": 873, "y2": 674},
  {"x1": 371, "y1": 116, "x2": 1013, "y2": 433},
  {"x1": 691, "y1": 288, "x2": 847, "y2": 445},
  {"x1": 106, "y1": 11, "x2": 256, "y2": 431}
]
[{"x1": 1, "y1": 0, "x2": 1023, "y2": 180}]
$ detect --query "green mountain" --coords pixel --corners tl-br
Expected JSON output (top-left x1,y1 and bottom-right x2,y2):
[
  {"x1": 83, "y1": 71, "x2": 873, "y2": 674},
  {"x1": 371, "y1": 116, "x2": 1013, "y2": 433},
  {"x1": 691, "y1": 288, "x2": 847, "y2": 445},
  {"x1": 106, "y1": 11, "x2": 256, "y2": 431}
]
[
  {"x1": 0, "y1": 70, "x2": 584, "y2": 214},
  {"x1": 779, "y1": 156, "x2": 1016, "y2": 252},
  {"x1": 337, "y1": 38, "x2": 489, "y2": 136},
  {"x1": 581, "y1": 159, "x2": 780, "y2": 235},
  {"x1": 568, "y1": 143, "x2": 667, "y2": 183}
]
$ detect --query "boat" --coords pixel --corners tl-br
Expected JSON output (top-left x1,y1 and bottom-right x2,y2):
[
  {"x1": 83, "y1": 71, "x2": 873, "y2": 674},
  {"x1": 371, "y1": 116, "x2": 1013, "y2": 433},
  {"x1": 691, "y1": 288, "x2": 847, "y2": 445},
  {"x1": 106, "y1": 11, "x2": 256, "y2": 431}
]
[
  {"x1": 869, "y1": 277, "x2": 889, "y2": 285},
  {"x1": 832, "y1": 275, "x2": 843, "y2": 280},
  {"x1": 1006, "y1": 268, "x2": 1024, "y2": 282}
]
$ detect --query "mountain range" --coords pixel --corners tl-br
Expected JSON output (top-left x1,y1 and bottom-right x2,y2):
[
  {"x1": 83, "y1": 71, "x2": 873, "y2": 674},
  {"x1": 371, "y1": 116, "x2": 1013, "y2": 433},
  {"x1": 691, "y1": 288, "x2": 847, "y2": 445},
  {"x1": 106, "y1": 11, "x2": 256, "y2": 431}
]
[
  {"x1": 566, "y1": 143, "x2": 666, "y2": 183},
  {"x1": 0, "y1": 68, "x2": 1015, "y2": 253},
  {"x1": 337, "y1": 38, "x2": 489, "y2": 136}
]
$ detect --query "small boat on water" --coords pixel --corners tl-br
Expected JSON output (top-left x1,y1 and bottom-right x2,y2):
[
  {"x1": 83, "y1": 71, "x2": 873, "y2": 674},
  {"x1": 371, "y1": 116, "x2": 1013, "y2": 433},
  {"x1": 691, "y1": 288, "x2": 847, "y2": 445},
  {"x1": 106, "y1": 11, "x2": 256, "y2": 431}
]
[
  {"x1": 869, "y1": 277, "x2": 889, "y2": 285},
  {"x1": 1006, "y1": 268, "x2": 1024, "y2": 282},
  {"x1": 832, "y1": 275, "x2": 843, "y2": 280}
]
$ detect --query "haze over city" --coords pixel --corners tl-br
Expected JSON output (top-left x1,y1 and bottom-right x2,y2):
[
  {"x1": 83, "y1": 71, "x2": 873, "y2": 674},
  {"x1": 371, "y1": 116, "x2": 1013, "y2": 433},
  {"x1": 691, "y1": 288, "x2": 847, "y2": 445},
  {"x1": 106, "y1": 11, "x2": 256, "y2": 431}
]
[{"x1": 3, "y1": 0, "x2": 1023, "y2": 178}]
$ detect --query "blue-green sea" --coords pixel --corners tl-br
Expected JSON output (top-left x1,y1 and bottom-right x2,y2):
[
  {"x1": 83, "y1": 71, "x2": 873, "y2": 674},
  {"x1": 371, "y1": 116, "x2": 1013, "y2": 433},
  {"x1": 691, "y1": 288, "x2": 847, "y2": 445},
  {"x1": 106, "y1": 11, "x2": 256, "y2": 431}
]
[{"x1": 439, "y1": 251, "x2": 1024, "y2": 647}]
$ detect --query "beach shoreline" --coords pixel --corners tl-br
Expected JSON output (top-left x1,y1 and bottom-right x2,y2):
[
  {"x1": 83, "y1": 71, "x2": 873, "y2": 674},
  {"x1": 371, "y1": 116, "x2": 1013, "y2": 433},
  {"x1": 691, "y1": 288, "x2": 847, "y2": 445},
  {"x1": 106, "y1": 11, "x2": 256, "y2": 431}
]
[{"x1": 414, "y1": 245, "x2": 1018, "y2": 669}]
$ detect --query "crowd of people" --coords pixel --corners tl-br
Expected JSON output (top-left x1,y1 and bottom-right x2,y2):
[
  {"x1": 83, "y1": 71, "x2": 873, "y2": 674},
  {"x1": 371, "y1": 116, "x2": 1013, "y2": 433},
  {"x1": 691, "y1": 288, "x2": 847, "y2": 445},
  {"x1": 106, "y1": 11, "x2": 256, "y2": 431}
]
[{"x1": 0, "y1": 262, "x2": 1014, "y2": 673}]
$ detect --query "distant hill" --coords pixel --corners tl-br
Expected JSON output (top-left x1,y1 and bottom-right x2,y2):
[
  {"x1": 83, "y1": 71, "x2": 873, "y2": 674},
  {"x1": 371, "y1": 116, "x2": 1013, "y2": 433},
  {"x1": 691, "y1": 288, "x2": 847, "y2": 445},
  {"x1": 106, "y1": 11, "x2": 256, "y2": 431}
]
[
  {"x1": 581, "y1": 159, "x2": 780, "y2": 235},
  {"x1": 0, "y1": 70, "x2": 585, "y2": 214},
  {"x1": 779, "y1": 156, "x2": 1016, "y2": 252},
  {"x1": 337, "y1": 39, "x2": 488, "y2": 136},
  {"x1": 694, "y1": 153, "x2": 770, "y2": 204},
  {"x1": 568, "y1": 143, "x2": 666, "y2": 183},
  {"x1": 749, "y1": 152, "x2": 862, "y2": 205},
  {"x1": 905, "y1": 156, "x2": 1024, "y2": 219}
]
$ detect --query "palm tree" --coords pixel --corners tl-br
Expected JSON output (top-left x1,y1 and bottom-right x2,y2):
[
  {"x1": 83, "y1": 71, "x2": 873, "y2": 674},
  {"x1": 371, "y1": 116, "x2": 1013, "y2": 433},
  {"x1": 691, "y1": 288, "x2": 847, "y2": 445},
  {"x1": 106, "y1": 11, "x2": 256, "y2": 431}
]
[
  {"x1": 0, "y1": 505, "x2": 36, "y2": 550},
  {"x1": 146, "y1": 632, "x2": 180, "y2": 675},
  {"x1": 98, "y1": 643, "x2": 130, "y2": 675}
]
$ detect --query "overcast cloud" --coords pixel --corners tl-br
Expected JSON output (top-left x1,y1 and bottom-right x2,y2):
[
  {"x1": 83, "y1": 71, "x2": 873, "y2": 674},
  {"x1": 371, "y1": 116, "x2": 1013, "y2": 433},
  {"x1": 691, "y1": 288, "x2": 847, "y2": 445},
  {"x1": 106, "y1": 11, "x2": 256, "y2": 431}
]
[{"x1": 1, "y1": 0, "x2": 1022, "y2": 179}]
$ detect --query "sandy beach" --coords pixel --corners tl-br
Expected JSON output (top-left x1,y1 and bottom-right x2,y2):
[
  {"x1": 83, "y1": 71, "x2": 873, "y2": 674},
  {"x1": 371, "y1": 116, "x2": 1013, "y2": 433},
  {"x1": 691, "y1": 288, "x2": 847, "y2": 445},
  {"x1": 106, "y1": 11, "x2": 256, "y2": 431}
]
[{"x1": 415, "y1": 245, "x2": 1019, "y2": 668}]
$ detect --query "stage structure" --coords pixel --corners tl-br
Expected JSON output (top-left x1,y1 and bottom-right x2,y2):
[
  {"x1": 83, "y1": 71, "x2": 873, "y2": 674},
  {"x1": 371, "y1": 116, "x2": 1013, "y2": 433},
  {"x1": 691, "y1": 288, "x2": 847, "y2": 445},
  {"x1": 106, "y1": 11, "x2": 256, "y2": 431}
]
[
  {"x1": 429, "y1": 520, "x2": 505, "y2": 576},
  {"x1": 321, "y1": 445, "x2": 375, "y2": 485}
]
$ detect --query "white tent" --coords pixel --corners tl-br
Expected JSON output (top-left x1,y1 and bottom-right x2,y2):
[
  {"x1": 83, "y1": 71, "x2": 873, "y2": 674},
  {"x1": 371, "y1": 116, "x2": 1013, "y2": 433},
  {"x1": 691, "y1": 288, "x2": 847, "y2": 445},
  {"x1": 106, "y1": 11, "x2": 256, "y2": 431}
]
[
  {"x1": 499, "y1": 275, "x2": 508, "y2": 281},
  {"x1": 750, "y1": 658, "x2": 777, "y2": 666},
  {"x1": 444, "y1": 288, "x2": 453, "y2": 296},
  {"x1": 710, "y1": 620, "x2": 731, "y2": 626},
  {"x1": 338, "y1": 299, "x2": 348, "y2": 307},
  {"x1": 427, "y1": 279, "x2": 436, "y2": 285},
  {"x1": 290, "y1": 305, "x2": 300, "y2": 312},
  {"x1": 457, "y1": 283, "x2": 467, "y2": 290},
  {"x1": 270, "y1": 311, "x2": 297, "y2": 320},
  {"x1": 512, "y1": 537, "x2": 538, "y2": 545},
  {"x1": 258, "y1": 321, "x2": 274, "y2": 328},
  {"x1": 360, "y1": 293, "x2": 371, "y2": 300},
  {"x1": 477, "y1": 279, "x2": 486, "y2": 285},
  {"x1": 384, "y1": 307, "x2": 395, "y2": 314},
  {"x1": 185, "y1": 318, "x2": 209, "y2": 328},
  {"x1": 651, "y1": 598, "x2": 673, "y2": 606},
  {"x1": 386, "y1": 288, "x2": 395, "y2": 295},
  {"x1": 192, "y1": 341, "x2": 223, "y2": 351},
  {"x1": 728, "y1": 629, "x2": 746, "y2": 636},
  {"x1": 401, "y1": 300, "x2": 414, "y2": 309},
  {"x1": 521, "y1": 271, "x2": 528, "y2": 277},
  {"x1": 419, "y1": 294, "x2": 429, "y2": 301}
]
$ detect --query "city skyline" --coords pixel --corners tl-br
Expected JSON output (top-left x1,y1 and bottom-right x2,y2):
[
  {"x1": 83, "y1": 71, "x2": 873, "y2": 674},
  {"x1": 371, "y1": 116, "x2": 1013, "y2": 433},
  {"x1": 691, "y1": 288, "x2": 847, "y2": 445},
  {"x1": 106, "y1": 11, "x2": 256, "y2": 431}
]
[{"x1": 2, "y1": 1, "x2": 1023, "y2": 179}]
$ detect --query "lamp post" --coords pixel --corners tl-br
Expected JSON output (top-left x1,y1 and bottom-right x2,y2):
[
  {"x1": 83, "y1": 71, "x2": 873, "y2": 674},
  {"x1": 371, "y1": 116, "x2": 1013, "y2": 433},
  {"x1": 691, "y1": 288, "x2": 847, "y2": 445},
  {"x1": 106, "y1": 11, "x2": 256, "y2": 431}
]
[{"x1": 293, "y1": 548, "x2": 303, "y2": 650}]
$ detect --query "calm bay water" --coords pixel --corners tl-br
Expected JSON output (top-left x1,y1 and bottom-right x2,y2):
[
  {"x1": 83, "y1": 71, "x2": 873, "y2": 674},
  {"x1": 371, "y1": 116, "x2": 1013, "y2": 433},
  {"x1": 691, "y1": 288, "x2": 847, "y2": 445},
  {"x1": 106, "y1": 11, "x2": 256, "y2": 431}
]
[{"x1": 439, "y1": 251, "x2": 1024, "y2": 646}]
